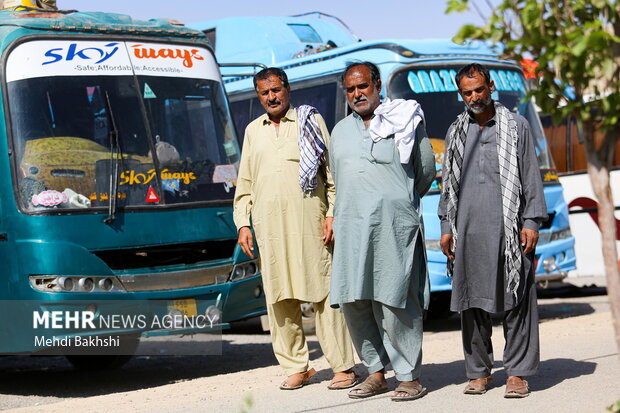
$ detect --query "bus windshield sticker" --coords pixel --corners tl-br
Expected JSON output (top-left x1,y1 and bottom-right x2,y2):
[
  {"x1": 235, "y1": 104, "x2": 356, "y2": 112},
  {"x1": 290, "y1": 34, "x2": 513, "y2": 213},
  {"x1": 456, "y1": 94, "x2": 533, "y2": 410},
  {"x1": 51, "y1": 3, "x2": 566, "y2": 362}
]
[
  {"x1": 407, "y1": 69, "x2": 526, "y2": 94},
  {"x1": 145, "y1": 186, "x2": 160, "y2": 203},
  {"x1": 143, "y1": 83, "x2": 157, "y2": 99},
  {"x1": 6, "y1": 41, "x2": 221, "y2": 82},
  {"x1": 6, "y1": 40, "x2": 133, "y2": 82},
  {"x1": 127, "y1": 42, "x2": 220, "y2": 80},
  {"x1": 212, "y1": 164, "x2": 238, "y2": 185},
  {"x1": 162, "y1": 178, "x2": 180, "y2": 193},
  {"x1": 32, "y1": 190, "x2": 67, "y2": 207}
]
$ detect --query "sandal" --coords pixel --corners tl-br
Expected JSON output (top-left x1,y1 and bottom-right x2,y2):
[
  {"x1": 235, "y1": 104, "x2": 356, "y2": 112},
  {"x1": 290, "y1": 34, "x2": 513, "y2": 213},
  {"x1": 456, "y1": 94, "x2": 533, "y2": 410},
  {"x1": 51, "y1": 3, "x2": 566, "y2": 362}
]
[
  {"x1": 279, "y1": 368, "x2": 317, "y2": 390},
  {"x1": 327, "y1": 370, "x2": 358, "y2": 390},
  {"x1": 464, "y1": 376, "x2": 492, "y2": 395},
  {"x1": 505, "y1": 376, "x2": 529, "y2": 398},
  {"x1": 348, "y1": 375, "x2": 389, "y2": 399},
  {"x1": 391, "y1": 380, "x2": 428, "y2": 402}
]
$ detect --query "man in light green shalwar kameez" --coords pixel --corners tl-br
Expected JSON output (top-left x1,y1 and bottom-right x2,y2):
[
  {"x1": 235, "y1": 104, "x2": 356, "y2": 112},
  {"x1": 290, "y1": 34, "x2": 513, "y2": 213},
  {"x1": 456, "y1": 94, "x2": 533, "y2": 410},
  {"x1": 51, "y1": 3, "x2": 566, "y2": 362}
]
[{"x1": 329, "y1": 62, "x2": 435, "y2": 402}]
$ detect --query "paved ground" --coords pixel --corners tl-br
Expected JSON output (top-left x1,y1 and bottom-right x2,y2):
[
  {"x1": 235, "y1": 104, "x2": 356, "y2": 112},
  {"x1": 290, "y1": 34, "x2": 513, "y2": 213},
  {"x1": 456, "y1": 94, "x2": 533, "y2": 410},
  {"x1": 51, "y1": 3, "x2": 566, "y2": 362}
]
[{"x1": 0, "y1": 277, "x2": 618, "y2": 413}]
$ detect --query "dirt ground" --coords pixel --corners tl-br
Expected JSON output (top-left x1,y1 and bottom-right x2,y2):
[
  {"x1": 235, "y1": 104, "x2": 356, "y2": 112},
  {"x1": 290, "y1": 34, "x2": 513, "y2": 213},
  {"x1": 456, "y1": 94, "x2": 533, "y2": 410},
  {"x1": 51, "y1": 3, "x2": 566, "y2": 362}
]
[{"x1": 0, "y1": 279, "x2": 618, "y2": 413}]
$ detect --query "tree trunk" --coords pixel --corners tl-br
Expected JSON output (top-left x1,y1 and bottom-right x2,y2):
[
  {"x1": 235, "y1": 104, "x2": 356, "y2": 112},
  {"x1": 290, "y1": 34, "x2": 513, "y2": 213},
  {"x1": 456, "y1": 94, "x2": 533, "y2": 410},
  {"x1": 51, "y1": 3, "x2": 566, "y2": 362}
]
[{"x1": 584, "y1": 124, "x2": 620, "y2": 356}]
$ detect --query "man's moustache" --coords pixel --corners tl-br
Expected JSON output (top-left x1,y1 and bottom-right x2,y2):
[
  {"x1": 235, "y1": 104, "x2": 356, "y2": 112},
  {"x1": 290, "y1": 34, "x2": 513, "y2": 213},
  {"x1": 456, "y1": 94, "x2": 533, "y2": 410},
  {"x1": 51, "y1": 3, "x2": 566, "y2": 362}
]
[
  {"x1": 354, "y1": 96, "x2": 368, "y2": 104},
  {"x1": 268, "y1": 99, "x2": 281, "y2": 105}
]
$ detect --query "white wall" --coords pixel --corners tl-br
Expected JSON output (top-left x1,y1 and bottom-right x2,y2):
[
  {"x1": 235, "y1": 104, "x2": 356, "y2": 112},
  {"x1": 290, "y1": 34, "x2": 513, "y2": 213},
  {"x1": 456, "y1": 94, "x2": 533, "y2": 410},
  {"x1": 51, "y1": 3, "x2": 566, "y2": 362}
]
[{"x1": 560, "y1": 170, "x2": 620, "y2": 277}]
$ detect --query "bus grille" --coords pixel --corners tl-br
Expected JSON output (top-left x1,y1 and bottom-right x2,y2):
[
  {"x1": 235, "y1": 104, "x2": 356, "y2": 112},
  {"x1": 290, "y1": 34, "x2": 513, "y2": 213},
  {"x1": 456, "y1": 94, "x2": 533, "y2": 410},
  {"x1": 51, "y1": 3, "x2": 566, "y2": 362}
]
[{"x1": 93, "y1": 240, "x2": 237, "y2": 270}]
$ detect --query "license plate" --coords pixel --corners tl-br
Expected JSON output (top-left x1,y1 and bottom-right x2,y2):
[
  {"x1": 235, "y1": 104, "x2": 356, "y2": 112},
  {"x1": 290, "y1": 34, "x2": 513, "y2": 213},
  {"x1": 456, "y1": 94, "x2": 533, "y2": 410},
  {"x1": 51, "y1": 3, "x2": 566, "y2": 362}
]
[{"x1": 168, "y1": 299, "x2": 198, "y2": 316}]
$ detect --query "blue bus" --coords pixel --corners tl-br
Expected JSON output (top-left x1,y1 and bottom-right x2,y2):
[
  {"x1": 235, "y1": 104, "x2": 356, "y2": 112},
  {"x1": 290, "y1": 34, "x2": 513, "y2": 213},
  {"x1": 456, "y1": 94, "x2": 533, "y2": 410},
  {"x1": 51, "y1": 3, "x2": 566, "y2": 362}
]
[
  {"x1": 191, "y1": 13, "x2": 576, "y2": 312},
  {"x1": 0, "y1": 6, "x2": 265, "y2": 368}
]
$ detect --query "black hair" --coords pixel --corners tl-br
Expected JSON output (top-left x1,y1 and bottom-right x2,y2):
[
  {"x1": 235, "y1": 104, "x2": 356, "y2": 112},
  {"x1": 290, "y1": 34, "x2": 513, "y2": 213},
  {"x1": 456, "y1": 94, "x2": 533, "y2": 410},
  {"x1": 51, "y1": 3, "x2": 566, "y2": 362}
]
[
  {"x1": 253, "y1": 67, "x2": 289, "y2": 90},
  {"x1": 455, "y1": 63, "x2": 491, "y2": 89},
  {"x1": 341, "y1": 61, "x2": 381, "y2": 86}
]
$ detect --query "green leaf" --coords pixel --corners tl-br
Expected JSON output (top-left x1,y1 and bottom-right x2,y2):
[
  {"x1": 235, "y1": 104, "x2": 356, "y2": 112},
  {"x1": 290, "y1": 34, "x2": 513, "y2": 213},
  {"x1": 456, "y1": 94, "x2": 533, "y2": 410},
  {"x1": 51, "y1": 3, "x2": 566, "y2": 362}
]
[
  {"x1": 452, "y1": 24, "x2": 477, "y2": 44},
  {"x1": 572, "y1": 34, "x2": 590, "y2": 56},
  {"x1": 446, "y1": 0, "x2": 469, "y2": 13}
]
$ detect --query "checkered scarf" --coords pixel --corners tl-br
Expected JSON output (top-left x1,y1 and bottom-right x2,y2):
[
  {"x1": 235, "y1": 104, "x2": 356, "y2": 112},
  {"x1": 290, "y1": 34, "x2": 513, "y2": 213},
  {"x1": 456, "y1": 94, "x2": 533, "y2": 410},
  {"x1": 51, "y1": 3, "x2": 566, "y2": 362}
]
[
  {"x1": 442, "y1": 102, "x2": 522, "y2": 298},
  {"x1": 296, "y1": 105, "x2": 326, "y2": 192}
]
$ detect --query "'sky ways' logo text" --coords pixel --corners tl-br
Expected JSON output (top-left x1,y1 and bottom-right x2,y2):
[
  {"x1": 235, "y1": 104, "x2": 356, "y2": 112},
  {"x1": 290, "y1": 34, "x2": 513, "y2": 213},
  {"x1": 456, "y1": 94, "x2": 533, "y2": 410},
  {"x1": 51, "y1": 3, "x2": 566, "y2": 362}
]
[
  {"x1": 43, "y1": 42, "x2": 120, "y2": 65},
  {"x1": 130, "y1": 44, "x2": 204, "y2": 68}
]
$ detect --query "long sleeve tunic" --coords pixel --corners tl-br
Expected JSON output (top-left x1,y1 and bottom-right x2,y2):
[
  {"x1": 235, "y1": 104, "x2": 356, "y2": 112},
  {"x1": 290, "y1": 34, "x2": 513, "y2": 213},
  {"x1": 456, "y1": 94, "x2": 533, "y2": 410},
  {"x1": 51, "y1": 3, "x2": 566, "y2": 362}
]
[
  {"x1": 329, "y1": 112, "x2": 435, "y2": 309},
  {"x1": 438, "y1": 111, "x2": 547, "y2": 312},
  {"x1": 233, "y1": 107, "x2": 335, "y2": 304}
]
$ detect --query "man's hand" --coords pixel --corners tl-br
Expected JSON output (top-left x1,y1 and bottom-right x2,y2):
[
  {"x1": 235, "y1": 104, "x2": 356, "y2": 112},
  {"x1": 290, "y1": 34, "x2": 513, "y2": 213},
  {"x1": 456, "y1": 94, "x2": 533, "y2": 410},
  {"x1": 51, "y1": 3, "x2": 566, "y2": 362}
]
[
  {"x1": 238, "y1": 226, "x2": 255, "y2": 258},
  {"x1": 521, "y1": 228, "x2": 539, "y2": 254},
  {"x1": 440, "y1": 234, "x2": 454, "y2": 260},
  {"x1": 323, "y1": 217, "x2": 335, "y2": 246}
]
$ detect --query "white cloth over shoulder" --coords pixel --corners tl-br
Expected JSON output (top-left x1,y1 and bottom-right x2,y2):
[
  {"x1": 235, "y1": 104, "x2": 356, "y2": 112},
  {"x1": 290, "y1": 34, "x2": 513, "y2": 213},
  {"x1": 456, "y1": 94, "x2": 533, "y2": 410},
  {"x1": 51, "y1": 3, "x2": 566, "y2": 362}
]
[{"x1": 369, "y1": 98, "x2": 425, "y2": 164}]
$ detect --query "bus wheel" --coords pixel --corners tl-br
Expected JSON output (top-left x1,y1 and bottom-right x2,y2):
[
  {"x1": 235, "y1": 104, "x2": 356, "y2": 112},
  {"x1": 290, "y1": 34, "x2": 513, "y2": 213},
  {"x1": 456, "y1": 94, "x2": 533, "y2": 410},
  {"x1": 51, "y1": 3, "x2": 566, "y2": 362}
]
[{"x1": 65, "y1": 334, "x2": 139, "y2": 370}]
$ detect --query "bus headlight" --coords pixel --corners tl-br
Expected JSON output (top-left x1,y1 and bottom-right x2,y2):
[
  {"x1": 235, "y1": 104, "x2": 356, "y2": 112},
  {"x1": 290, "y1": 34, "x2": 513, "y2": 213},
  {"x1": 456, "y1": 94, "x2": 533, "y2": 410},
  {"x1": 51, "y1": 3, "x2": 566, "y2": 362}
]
[
  {"x1": 58, "y1": 277, "x2": 74, "y2": 291},
  {"x1": 538, "y1": 228, "x2": 572, "y2": 245},
  {"x1": 78, "y1": 277, "x2": 94, "y2": 292},
  {"x1": 550, "y1": 228, "x2": 572, "y2": 242},
  {"x1": 229, "y1": 260, "x2": 260, "y2": 282},
  {"x1": 29, "y1": 275, "x2": 125, "y2": 293},
  {"x1": 543, "y1": 257, "x2": 558, "y2": 273},
  {"x1": 205, "y1": 305, "x2": 222, "y2": 324}
]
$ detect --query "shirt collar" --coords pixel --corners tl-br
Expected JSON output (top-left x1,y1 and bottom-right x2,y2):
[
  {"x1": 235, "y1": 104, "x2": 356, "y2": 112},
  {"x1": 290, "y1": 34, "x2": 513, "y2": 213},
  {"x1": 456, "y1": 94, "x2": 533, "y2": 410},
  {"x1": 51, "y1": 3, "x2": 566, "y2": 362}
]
[
  {"x1": 262, "y1": 106, "x2": 296, "y2": 125},
  {"x1": 351, "y1": 110, "x2": 375, "y2": 122}
]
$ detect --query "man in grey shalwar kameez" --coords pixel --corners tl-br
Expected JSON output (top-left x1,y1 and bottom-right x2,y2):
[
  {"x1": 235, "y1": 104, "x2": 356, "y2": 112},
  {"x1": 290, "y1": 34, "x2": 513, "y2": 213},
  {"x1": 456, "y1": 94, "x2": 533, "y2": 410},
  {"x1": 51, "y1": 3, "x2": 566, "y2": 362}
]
[
  {"x1": 330, "y1": 62, "x2": 435, "y2": 402},
  {"x1": 438, "y1": 63, "x2": 547, "y2": 398}
]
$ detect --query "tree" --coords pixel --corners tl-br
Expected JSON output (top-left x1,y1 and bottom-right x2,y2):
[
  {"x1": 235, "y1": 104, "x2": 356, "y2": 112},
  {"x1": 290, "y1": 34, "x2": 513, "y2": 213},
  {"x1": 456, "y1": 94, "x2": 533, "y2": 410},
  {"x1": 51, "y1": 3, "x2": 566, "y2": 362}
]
[{"x1": 446, "y1": 0, "x2": 620, "y2": 353}]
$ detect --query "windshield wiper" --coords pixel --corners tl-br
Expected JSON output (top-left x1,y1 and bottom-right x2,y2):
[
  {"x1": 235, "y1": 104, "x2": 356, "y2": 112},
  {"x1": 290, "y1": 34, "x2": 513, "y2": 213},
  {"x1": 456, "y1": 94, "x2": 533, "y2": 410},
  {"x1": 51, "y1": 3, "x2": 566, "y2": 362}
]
[{"x1": 103, "y1": 91, "x2": 121, "y2": 225}]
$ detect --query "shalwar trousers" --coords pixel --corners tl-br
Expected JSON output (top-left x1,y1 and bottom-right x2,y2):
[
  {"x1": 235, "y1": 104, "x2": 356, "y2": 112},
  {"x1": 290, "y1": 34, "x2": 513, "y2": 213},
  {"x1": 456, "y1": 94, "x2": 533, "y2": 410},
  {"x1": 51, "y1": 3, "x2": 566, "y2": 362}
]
[
  {"x1": 341, "y1": 293, "x2": 424, "y2": 382},
  {"x1": 266, "y1": 295, "x2": 355, "y2": 376},
  {"x1": 460, "y1": 278, "x2": 540, "y2": 378}
]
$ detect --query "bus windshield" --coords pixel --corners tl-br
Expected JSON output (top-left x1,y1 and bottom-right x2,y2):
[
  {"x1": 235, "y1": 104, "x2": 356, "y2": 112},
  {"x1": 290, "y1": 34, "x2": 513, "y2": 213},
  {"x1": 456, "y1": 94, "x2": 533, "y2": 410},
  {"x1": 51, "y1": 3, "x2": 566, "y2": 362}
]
[
  {"x1": 6, "y1": 40, "x2": 240, "y2": 213},
  {"x1": 388, "y1": 64, "x2": 554, "y2": 178}
]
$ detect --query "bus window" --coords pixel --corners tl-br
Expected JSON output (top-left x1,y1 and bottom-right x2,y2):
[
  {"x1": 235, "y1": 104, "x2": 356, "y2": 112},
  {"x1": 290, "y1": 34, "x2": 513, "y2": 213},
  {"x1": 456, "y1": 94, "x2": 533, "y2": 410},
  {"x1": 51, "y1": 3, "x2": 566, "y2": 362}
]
[
  {"x1": 389, "y1": 65, "x2": 554, "y2": 175},
  {"x1": 290, "y1": 82, "x2": 338, "y2": 130},
  {"x1": 230, "y1": 80, "x2": 339, "y2": 144},
  {"x1": 138, "y1": 76, "x2": 241, "y2": 205},
  {"x1": 230, "y1": 96, "x2": 264, "y2": 145},
  {"x1": 9, "y1": 58, "x2": 240, "y2": 211}
]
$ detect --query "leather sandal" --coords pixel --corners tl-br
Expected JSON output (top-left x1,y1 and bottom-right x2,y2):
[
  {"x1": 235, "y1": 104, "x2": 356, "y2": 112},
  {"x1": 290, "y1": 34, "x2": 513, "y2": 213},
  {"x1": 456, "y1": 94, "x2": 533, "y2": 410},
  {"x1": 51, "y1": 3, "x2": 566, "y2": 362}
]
[
  {"x1": 279, "y1": 368, "x2": 317, "y2": 390},
  {"x1": 505, "y1": 376, "x2": 529, "y2": 398},
  {"x1": 348, "y1": 375, "x2": 389, "y2": 399},
  {"x1": 463, "y1": 376, "x2": 492, "y2": 394},
  {"x1": 327, "y1": 370, "x2": 358, "y2": 390},
  {"x1": 391, "y1": 380, "x2": 428, "y2": 402}
]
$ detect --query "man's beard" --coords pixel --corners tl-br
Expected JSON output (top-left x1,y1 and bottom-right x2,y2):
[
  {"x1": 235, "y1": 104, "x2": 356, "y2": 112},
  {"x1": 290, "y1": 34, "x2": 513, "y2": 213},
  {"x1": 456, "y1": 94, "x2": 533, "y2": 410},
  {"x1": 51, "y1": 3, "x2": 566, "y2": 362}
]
[{"x1": 465, "y1": 95, "x2": 492, "y2": 114}]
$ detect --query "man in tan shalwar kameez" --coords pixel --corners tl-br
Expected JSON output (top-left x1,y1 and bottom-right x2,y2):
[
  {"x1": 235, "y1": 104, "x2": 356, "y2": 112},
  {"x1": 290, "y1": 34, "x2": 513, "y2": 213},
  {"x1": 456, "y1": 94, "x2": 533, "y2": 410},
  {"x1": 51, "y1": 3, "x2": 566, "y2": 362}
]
[{"x1": 233, "y1": 67, "x2": 355, "y2": 390}]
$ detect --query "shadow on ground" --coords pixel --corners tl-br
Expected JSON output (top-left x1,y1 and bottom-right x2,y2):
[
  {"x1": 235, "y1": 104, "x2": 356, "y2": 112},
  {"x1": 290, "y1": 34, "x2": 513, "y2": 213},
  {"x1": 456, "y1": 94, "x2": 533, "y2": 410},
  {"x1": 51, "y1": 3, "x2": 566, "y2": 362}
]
[
  {"x1": 316, "y1": 356, "x2": 596, "y2": 394},
  {"x1": 0, "y1": 337, "x2": 278, "y2": 398},
  {"x1": 0, "y1": 283, "x2": 604, "y2": 399}
]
